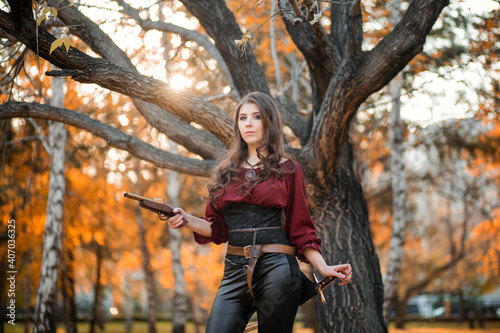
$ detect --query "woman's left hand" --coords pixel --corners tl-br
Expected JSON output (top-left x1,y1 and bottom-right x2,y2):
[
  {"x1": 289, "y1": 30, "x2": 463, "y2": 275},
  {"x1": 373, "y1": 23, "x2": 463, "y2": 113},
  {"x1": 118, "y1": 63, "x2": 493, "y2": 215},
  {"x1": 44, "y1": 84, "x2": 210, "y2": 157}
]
[{"x1": 320, "y1": 263, "x2": 352, "y2": 286}]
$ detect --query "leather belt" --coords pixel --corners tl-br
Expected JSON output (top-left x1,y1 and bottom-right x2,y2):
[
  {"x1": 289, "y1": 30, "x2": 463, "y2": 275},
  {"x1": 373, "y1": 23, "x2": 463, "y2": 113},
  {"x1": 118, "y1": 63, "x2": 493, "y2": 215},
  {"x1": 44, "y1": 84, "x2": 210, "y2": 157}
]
[
  {"x1": 226, "y1": 225, "x2": 296, "y2": 299},
  {"x1": 227, "y1": 243, "x2": 296, "y2": 259},
  {"x1": 227, "y1": 244, "x2": 296, "y2": 298}
]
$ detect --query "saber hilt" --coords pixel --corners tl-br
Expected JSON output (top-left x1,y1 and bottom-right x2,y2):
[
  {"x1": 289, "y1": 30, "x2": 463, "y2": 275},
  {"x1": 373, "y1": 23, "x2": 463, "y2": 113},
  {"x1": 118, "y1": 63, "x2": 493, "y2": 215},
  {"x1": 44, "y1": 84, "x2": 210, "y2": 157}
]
[{"x1": 313, "y1": 273, "x2": 337, "y2": 303}]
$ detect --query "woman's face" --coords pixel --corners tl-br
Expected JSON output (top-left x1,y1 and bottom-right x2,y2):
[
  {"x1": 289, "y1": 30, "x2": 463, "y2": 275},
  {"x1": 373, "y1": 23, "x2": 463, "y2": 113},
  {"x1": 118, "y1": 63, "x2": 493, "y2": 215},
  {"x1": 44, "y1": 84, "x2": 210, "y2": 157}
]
[{"x1": 238, "y1": 103, "x2": 265, "y2": 151}]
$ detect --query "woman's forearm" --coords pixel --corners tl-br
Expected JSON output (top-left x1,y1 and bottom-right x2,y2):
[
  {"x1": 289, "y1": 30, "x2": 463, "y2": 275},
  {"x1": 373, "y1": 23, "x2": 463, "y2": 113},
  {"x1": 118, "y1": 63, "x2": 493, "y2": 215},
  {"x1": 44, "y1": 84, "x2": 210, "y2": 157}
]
[
  {"x1": 184, "y1": 214, "x2": 213, "y2": 238},
  {"x1": 303, "y1": 247, "x2": 329, "y2": 275},
  {"x1": 303, "y1": 247, "x2": 351, "y2": 284}
]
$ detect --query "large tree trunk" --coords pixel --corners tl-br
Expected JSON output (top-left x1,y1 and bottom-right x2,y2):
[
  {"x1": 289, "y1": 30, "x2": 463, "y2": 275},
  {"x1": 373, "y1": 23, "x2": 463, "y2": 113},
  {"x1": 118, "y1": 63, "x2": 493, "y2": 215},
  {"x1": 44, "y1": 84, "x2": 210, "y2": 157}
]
[
  {"x1": 136, "y1": 208, "x2": 157, "y2": 333},
  {"x1": 167, "y1": 141, "x2": 188, "y2": 333},
  {"x1": 34, "y1": 71, "x2": 66, "y2": 333},
  {"x1": 308, "y1": 143, "x2": 386, "y2": 333}
]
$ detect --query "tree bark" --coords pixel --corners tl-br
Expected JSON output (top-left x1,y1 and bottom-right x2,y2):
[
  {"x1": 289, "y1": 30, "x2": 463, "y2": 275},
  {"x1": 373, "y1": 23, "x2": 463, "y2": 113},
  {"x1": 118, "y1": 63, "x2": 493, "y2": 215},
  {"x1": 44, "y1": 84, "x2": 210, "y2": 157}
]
[
  {"x1": 34, "y1": 70, "x2": 66, "y2": 333},
  {"x1": 136, "y1": 208, "x2": 157, "y2": 333},
  {"x1": 307, "y1": 143, "x2": 387, "y2": 333}
]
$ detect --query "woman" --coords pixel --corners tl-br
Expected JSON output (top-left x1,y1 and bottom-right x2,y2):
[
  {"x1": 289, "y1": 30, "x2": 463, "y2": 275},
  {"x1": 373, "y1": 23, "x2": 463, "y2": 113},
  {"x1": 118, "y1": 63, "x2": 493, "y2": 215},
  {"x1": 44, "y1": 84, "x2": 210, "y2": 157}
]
[{"x1": 166, "y1": 92, "x2": 352, "y2": 333}]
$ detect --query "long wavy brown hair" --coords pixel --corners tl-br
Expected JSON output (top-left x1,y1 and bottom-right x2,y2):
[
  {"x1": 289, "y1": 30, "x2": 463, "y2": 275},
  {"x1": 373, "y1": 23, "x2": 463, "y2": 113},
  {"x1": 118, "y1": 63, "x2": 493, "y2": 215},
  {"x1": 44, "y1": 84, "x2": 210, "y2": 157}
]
[{"x1": 206, "y1": 92, "x2": 293, "y2": 205}]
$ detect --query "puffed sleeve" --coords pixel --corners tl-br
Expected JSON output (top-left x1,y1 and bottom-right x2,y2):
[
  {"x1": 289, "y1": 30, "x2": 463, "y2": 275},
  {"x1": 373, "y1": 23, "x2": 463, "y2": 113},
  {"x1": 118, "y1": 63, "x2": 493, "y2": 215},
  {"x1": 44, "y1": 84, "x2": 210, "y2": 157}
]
[
  {"x1": 285, "y1": 161, "x2": 322, "y2": 262},
  {"x1": 193, "y1": 201, "x2": 228, "y2": 245}
]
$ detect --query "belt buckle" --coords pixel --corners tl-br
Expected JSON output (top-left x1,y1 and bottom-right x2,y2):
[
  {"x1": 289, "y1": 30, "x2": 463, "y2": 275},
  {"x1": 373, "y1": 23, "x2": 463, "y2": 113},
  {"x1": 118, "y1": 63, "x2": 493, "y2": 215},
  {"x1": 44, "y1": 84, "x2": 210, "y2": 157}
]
[{"x1": 244, "y1": 245, "x2": 252, "y2": 259}]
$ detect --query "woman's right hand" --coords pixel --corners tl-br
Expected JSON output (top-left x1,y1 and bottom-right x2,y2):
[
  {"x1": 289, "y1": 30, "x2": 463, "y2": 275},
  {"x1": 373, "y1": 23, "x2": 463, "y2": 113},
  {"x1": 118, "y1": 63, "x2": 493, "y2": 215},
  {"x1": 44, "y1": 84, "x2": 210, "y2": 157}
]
[
  {"x1": 163, "y1": 209, "x2": 213, "y2": 238},
  {"x1": 165, "y1": 207, "x2": 189, "y2": 229}
]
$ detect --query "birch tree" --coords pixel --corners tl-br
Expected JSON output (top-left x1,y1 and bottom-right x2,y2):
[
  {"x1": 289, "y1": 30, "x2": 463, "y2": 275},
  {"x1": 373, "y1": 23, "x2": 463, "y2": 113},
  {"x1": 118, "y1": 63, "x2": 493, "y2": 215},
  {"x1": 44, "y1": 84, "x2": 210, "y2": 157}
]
[
  {"x1": 33, "y1": 69, "x2": 66, "y2": 333},
  {"x1": 382, "y1": 0, "x2": 408, "y2": 325}
]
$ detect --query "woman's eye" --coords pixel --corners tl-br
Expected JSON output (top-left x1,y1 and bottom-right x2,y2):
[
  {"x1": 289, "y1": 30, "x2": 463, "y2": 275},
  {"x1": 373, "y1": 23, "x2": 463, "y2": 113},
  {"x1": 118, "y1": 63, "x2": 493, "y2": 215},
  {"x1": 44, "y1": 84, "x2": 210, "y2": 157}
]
[
  {"x1": 254, "y1": 115, "x2": 261, "y2": 120},
  {"x1": 239, "y1": 116, "x2": 247, "y2": 121}
]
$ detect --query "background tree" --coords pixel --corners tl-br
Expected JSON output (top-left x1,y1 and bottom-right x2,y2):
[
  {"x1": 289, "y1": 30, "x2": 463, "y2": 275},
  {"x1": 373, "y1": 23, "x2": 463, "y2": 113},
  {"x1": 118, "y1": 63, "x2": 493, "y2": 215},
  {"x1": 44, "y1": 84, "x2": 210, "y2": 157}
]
[
  {"x1": 33, "y1": 64, "x2": 66, "y2": 333},
  {"x1": 382, "y1": 0, "x2": 408, "y2": 324}
]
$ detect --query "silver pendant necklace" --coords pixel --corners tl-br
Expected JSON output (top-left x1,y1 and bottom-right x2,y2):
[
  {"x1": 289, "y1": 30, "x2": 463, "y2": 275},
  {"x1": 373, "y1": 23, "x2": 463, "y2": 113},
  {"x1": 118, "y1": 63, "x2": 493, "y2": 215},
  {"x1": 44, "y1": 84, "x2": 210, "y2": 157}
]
[{"x1": 244, "y1": 161, "x2": 260, "y2": 181}]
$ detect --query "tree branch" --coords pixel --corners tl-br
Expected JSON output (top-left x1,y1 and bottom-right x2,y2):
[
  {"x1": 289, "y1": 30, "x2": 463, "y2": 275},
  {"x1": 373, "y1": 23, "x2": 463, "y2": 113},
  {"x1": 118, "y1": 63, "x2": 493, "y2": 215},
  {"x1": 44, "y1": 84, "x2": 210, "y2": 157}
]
[
  {"x1": 307, "y1": 0, "x2": 449, "y2": 182},
  {"x1": 278, "y1": 0, "x2": 335, "y2": 113},
  {"x1": 355, "y1": 0, "x2": 450, "y2": 96},
  {"x1": 0, "y1": 6, "x2": 234, "y2": 147},
  {"x1": 113, "y1": 0, "x2": 240, "y2": 100},
  {"x1": 180, "y1": 0, "x2": 269, "y2": 95},
  {"x1": 330, "y1": 0, "x2": 363, "y2": 62},
  {"x1": 44, "y1": 0, "x2": 228, "y2": 158},
  {"x1": 0, "y1": 101, "x2": 216, "y2": 176}
]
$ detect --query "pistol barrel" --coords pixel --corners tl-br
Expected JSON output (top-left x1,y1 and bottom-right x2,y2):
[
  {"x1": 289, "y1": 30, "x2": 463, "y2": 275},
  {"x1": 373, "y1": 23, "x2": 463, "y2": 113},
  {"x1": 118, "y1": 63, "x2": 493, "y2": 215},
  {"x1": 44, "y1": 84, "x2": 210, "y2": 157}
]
[{"x1": 124, "y1": 192, "x2": 149, "y2": 201}]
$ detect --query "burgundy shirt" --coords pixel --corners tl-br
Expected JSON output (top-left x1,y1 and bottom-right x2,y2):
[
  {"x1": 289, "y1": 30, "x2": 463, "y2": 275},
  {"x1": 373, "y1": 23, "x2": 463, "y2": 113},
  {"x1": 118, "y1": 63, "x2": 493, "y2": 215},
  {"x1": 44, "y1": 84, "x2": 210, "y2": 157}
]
[{"x1": 194, "y1": 159, "x2": 321, "y2": 262}]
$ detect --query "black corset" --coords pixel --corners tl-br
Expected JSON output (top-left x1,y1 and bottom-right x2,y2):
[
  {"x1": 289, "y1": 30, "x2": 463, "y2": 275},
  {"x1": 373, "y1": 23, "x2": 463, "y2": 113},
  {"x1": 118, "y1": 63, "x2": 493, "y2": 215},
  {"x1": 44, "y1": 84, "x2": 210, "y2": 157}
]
[{"x1": 222, "y1": 202, "x2": 290, "y2": 247}]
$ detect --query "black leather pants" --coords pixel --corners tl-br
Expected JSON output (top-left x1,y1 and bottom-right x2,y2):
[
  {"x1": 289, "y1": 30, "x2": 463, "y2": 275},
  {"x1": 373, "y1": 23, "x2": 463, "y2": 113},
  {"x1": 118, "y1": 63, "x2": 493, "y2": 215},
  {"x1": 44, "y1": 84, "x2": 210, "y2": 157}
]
[{"x1": 205, "y1": 252, "x2": 303, "y2": 333}]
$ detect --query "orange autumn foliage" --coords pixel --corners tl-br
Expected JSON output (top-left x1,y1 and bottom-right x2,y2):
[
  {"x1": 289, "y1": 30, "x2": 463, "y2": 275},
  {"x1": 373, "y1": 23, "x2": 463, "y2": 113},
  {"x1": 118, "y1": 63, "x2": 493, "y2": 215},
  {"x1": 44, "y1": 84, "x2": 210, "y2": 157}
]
[{"x1": 472, "y1": 209, "x2": 500, "y2": 283}]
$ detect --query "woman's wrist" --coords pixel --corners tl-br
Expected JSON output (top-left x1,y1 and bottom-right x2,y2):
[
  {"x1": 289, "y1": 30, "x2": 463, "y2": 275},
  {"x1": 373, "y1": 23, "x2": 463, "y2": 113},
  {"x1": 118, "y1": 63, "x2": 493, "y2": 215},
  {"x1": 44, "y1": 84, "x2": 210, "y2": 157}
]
[
  {"x1": 316, "y1": 264, "x2": 331, "y2": 277},
  {"x1": 184, "y1": 214, "x2": 199, "y2": 230}
]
